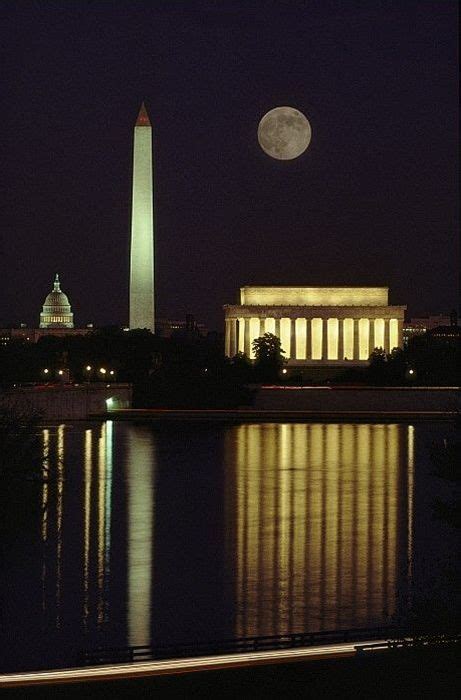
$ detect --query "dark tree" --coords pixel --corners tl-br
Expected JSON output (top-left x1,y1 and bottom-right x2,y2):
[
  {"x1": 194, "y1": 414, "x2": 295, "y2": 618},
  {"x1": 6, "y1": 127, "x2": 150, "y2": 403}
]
[{"x1": 252, "y1": 333, "x2": 286, "y2": 382}]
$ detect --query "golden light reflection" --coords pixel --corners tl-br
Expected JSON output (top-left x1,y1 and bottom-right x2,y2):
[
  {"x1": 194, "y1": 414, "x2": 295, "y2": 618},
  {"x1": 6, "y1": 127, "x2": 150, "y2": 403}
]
[
  {"x1": 41, "y1": 430, "x2": 50, "y2": 543},
  {"x1": 41, "y1": 429, "x2": 50, "y2": 614},
  {"x1": 83, "y1": 429, "x2": 92, "y2": 629},
  {"x1": 55, "y1": 425, "x2": 65, "y2": 628},
  {"x1": 407, "y1": 425, "x2": 414, "y2": 602},
  {"x1": 278, "y1": 425, "x2": 290, "y2": 625},
  {"x1": 230, "y1": 423, "x2": 408, "y2": 638}
]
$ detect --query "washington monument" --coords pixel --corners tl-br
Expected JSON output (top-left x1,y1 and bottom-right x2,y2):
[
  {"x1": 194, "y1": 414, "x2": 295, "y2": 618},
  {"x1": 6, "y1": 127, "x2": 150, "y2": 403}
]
[{"x1": 129, "y1": 102, "x2": 154, "y2": 331}]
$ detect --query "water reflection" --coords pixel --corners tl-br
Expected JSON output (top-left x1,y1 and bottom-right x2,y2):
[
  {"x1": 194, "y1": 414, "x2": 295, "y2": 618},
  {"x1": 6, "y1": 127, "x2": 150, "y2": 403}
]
[
  {"x1": 41, "y1": 429, "x2": 50, "y2": 615},
  {"x1": 40, "y1": 423, "x2": 115, "y2": 634},
  {"x1": 32, "y1": 421, "x2": 417, "y2": 657},
  {"x1": 55, "y1": 424, "x2": 64, "y2": 628},
  {"x1": 83, "y1": 428, "x2": 92, "y2": 628},
  {"x1": 126, "y1": 426, "x2": 155, "y2": 646},
  {"x1": 226, "y1": 423, "x2": 411, "y2": 637}
]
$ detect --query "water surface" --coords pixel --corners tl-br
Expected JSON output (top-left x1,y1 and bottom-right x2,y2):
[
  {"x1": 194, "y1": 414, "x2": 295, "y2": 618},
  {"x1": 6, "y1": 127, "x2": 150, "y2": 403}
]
[{"x1": 1, "y1": 420, "x2": 458, "y2": 671}]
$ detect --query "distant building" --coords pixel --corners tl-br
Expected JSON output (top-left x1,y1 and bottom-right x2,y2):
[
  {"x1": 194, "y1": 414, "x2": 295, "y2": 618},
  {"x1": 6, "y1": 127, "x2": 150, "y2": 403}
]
[
  {"x1": 0, "y1": 274, "x2": 92, "y2": 344},
  {"x1": 40, "y1": 274, "x2": 74, "y2": 328},
  {"x1": 224, "y1": 286, "x2": 406, "y2": 366},
  {"x1": 155, "y1": 314, "x2": 207, "y2": 339},
  {"x1": 426, "y1": 311, "x2": 461, "y2": 349},
  {"x1": 403, "y1": 312, "x2": 457, "y2": 346},
  {"x1": 0, "y1": 327, "x2": 92, "y2": 345}
]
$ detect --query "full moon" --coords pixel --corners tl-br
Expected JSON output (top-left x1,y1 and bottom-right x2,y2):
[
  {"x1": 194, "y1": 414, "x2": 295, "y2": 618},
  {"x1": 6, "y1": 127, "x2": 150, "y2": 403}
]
[{"x1": 257, "y1": 106, "x2": 311, "y2": 160}]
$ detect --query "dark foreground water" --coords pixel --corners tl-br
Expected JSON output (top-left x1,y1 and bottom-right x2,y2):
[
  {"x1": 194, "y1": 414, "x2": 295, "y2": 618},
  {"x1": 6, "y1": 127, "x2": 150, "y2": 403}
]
[{"x1": 1, "y1": 421, "x2": 459, "y2": 672}]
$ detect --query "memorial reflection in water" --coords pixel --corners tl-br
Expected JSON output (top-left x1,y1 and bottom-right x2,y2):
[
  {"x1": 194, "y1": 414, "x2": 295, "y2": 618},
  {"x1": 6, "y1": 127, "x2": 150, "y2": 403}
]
[
  {"x1": 40, "y1": 423, "x2": 116, "y2": 634},
  {"x1": 226, "y1": 423, "x2": 413, "y2": 638},
  {"x1": 37, "y1": 421, "x2": 413, "y2": 647}
]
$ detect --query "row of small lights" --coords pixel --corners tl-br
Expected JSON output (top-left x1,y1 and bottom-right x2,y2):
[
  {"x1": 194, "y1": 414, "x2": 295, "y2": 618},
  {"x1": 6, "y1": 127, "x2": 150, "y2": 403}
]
[
  {"x1": 43, "y1": 366, "x2": 116, "y2": 376},
  {"x1": 84, "y1": 365, "x2": 116, "y2": 376}
]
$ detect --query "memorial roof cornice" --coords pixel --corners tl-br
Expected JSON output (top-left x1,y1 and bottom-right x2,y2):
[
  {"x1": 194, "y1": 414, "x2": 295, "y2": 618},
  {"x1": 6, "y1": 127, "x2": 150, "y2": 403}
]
[{"x1": 223, "y1": 304, "x2": 406, "y2": 318}]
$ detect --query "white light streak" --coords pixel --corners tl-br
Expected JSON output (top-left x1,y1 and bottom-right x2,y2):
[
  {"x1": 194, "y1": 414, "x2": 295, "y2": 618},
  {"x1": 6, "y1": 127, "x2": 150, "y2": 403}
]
[{"x1": 0, "y1": 639, "x2": 388, "y2": 687}]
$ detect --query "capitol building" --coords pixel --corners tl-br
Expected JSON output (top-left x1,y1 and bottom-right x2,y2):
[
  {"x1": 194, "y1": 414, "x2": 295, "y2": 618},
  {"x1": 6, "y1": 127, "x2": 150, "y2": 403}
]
[
  {"x1": 1, "y1": 274, "x2": 91, "y2": 344},
  {"x1": 224, "y1": 286, "x2": 406, "y2": 366},
  {"x1": 39, "y1": 274, "x2": 74, "y2": 328}
]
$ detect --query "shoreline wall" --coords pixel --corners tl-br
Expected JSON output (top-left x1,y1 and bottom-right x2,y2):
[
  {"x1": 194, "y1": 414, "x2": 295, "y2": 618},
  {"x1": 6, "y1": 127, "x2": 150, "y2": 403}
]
[
  {"x1": 0, "y1": 383, "x2": 132, "y2": 420},
  {"x1": 251, "y1": 386, "x2": 461, "y2": 413}
]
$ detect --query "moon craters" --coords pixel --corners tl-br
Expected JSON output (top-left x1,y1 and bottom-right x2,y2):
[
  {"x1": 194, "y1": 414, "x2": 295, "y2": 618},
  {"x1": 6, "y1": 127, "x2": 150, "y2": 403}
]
[{"x1": 258, "y1": 107, "x2": 311, "y2": 160}]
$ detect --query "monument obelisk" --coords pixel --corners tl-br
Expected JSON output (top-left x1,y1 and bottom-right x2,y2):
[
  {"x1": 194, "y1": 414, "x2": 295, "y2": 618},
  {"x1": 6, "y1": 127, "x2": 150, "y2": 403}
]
[{"x1": 129, "y1": 102, "x2": 154, "y2": 331}]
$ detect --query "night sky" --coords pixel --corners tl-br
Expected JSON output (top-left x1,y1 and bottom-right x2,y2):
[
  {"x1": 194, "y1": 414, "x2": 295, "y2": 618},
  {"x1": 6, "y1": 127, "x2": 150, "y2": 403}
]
[{"x1": 1, "y1": 1, "x2": 458, "y2": 331}]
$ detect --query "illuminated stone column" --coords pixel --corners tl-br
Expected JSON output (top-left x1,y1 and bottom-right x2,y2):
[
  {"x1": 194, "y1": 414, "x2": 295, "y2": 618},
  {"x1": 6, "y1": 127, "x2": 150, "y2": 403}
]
[
  {"x1": 397, "y1": 319, "x2": 403, "y2": 349},
  {"x1": 295, "y1": 318, "x2": 307, "y2": 360},
  {"x1": 249, "y1": 318, "x2": 260, "y2": 359},
  {"x1": 129, "y1": 103, "x2": 155, "y2": 331},
  {"x1": 359, "y1": 318, "x2": 370, "y2": 360},
  {"x1": 274, "y1": 318, "x2": 281, "y2": 340},
  {"x1": 369, "y1": 318, "x2": 375, "y2": 355},
  {"x1": 225, "y1": 319, "x2": 231, "y2": 357},
  {"x1": 327, "y1": 318, "x2": 339, "y2": 360},
  {"x1": 338, "y1": 319, "x2": 344, "y2": 361},
  {"x1": 230, "y1": 318, "x2": 237, "y2": 357},
  {"x1": 343, "y1": 318, "x2": 354, "y2": 360},
  {"x1": 321, "y1": 319, "x2": 328, "y2": 360},
  {"x1": 311, "y1": 318, "x2": 322, "y2": 360},
  {"x1": 384, "y1": 319, "x2": 390, "y2": 352},
  {"x1": 353, "y1": 319, "x2": 360, "y2": 360},
  {"x1": 305, "y1": 318, "x2": 311, "y2": 359},
  {"x1": 238, "y1": 318, "x2": 245, "y2": 353},
  {"x1": 244, "y1": 318, "x2": 251, "y2": 357},
  {"x1": 374, "y1": 318, "x2": 385, "y2": 350},
  {"x1": 280, "y1": 318, "x2": 291, "y2": 358},
  {"x1": 389, "y1": 319, "x2": 399, "y2": 351},
  {"x1": 290, "y1": 319, "x2": 297, "y2": 360}
]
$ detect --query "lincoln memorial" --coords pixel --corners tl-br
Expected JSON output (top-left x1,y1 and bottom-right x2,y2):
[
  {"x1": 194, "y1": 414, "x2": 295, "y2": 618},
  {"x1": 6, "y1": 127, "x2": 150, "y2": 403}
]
[{"x1": 224, "y1": 286, "x2": 406, "y2": 366}]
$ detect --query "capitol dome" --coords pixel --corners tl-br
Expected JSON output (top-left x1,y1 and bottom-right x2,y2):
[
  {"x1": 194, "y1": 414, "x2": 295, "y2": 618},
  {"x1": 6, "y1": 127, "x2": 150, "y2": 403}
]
[{"x1": 39, "y1": 274, "x2": 74, "y2": 328}]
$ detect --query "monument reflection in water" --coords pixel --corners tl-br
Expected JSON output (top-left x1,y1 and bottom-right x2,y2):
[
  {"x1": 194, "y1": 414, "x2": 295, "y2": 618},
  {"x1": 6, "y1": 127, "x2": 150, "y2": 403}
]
[
  {"x1": 37, "y1": 422, "x2": 414, "y2": 652},
  {"x1": 225, "y1": 423, "x2": 413, "y2": 638}
]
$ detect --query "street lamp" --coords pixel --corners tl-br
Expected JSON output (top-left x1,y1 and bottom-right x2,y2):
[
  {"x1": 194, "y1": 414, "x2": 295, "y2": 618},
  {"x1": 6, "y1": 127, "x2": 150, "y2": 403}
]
[
  {"x1": 405, "y1": 366, "x2": 416, "y2": 381},
  {"x1": 99, "y1": 368, "x2": 106, "y2": 376}
]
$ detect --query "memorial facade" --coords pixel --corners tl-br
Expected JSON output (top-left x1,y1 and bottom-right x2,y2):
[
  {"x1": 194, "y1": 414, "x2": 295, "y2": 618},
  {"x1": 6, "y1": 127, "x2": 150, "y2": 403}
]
[{"x1": 224, "y1": 286, "x2": 406, "y2": 365}]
